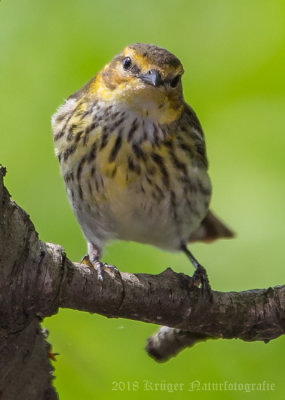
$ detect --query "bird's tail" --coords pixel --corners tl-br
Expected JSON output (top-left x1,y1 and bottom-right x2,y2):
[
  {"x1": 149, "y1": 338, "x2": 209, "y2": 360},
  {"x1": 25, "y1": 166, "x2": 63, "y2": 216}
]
[{"x1": 188, "y1": 211, "x2": 234, "y2": 243}]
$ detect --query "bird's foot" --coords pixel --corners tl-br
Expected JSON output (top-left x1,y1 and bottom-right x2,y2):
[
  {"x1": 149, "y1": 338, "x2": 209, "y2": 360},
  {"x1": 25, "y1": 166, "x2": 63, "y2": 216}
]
[
  {"x1": 80, "y1": 255, "x2": 120, "y2": 282},
  {"x1": 192, "y1": 264, "x2": 212, "y2": 300},
  {"x1": 180, "y1": 245, "x2": 212, "y2": 300}
]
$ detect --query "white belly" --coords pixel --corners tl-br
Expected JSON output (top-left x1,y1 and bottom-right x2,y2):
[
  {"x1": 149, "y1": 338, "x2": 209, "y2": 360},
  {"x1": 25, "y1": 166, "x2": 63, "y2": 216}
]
[{"x1": 67, "y1": 165, "x2": 211, "y2": 252}]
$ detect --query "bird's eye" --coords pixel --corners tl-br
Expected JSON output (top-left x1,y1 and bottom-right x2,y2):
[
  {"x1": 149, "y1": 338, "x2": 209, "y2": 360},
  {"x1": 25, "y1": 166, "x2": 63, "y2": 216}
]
[
  {"x1": 122, "y1": 57, "x2": 132, "y2": 70},
  {"x1": 170, "y1": 75, "x2": 180, "y2": 88}
]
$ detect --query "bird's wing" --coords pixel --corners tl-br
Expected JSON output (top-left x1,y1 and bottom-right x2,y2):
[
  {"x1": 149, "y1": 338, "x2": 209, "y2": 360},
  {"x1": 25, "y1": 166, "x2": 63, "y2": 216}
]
[
  {"x1": 179, "y1": 103, "x2": 208, "y2": 169},
  {"x1": 188, "y1": 211, "x2": 234, "y2": 243}
]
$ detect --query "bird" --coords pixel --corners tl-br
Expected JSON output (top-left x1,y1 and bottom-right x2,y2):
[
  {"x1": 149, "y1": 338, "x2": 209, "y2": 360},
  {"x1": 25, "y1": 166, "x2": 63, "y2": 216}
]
[{"x1": 52, "y1": 43, "x2": 233, "y2": 284}]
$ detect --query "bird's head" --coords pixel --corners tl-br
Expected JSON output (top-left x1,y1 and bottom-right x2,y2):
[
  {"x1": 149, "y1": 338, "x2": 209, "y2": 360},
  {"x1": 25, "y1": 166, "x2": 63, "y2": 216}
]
[{"x1": 91, "y1": 43, "x2": 185, "y2": 124}]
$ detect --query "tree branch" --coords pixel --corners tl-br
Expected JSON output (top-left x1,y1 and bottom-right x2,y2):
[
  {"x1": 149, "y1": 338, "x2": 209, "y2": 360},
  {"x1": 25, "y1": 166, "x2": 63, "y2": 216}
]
[{"x1": 1, "y1": 164, "x2": 285, "y2": 397}]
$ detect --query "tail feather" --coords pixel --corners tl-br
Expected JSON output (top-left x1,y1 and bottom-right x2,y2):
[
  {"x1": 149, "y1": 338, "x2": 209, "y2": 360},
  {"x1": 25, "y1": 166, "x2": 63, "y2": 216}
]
[{"x1": 188, "y1": 211, "x2": 234, "y2": 243}]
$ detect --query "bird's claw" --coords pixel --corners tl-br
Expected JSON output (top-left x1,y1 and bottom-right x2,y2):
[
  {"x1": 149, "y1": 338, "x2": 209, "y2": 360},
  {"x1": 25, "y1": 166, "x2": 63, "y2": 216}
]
[
  {"x1": 103, "y1": 262, "x2": 119, "y2": 272},
  {"x1": 95, "y1": 262, "x2": 120, "y2": 282},
  {"x1": 80, "y1": 255, "x2": 93, "y2": 267}
]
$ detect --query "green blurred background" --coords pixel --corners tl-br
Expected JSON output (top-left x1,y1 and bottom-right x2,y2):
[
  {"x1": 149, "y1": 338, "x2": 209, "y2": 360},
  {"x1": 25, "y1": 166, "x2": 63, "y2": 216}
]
[{"x1": 1, "y1": 0, "x2": 285, "y2": 398}]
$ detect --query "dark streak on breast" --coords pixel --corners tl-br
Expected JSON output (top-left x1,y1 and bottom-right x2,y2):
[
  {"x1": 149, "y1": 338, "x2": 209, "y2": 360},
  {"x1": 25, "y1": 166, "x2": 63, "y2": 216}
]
[
  {"x1": 54, "y1": 130, "x2": 66, "y2": 142},
  {"x1": 62, "y1": 144, "x2": 76, "y2": 162},
  {"x1": 178, "y1": 141, "x2": 194, "y2": 158},
  {"x1": 152, "y1": 124, "x2": 159, "y2": 146},
  {"x1": 151, "y1": 152, "x2": 170, "y2": 187},
  {"x1": 127, "y1": 118, "x2": 138, "y2": 142},
  {"x1": 88, "y1": 180, "x2": 93, "y2": 195},
  {"x1": 100, "y1": 128, "x2": 109, "y2": 150},
  {"x1": 76, "y1": 155, "x2": 87, "y2": 181},
  {"x1": 109, "y1": 132, "x2": 122, "y2": 162},
  {"x1": 75, "y1": 130, "x2": 83, "y2": 143},
  {"x1": 84, "y1": 121, "x2": 99, "y2": 145},
  {"x1": 170, "y1": 190, "x2": 178, "y2": 220},
  {"x1": 128, "y1": 156, "x2": 141, "y2": 174},
  {"x1": 132, "y1": 143, "x2": 146, "y2": 161},
  {"x1": 88, "y1": 141, "x2": 98, "y2": 163},
  {"x1": 78, "y1": 185, "x2": 83, "y2": 200},
  {"x1": 63, "y1": 170, "x2": 74, "y2": 183},
  {"x1": 169, "y1": 149, "x2": 188, "y2": 175}
]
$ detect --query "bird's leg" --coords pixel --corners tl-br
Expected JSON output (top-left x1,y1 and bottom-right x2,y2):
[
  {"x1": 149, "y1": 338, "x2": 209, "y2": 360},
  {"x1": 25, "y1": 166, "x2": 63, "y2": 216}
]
[
  {"x1": 81, "y1": 242, "x2": 119, "y2": 282},
  {"x1": 181, "y1": 244, "x2": 211, "y2": 297}
]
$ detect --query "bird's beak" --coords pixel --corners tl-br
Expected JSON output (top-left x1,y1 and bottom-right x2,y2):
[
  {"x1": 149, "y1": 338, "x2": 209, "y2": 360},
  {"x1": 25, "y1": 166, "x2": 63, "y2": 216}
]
[{"x1": 139, "y1": 69, "x2": 163, "y2": 87}]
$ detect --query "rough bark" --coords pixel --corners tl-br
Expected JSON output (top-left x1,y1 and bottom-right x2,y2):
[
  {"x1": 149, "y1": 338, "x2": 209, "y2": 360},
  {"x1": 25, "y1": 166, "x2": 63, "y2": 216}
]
[{"x1": 0, "y1": 164, "x2": 285, "y2": 398}]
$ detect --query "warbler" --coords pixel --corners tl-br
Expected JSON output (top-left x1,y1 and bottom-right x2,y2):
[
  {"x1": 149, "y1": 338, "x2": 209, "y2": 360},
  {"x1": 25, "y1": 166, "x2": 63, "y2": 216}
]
[{"x1": 52, "y1": 43, "x2": 233, "y2": 282}]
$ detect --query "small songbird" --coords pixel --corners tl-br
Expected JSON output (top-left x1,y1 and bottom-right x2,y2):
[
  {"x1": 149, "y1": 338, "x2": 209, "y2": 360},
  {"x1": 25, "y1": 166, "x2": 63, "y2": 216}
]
[{"x1": 52, "y1": 43, "x2": 233, "y2": 282}]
